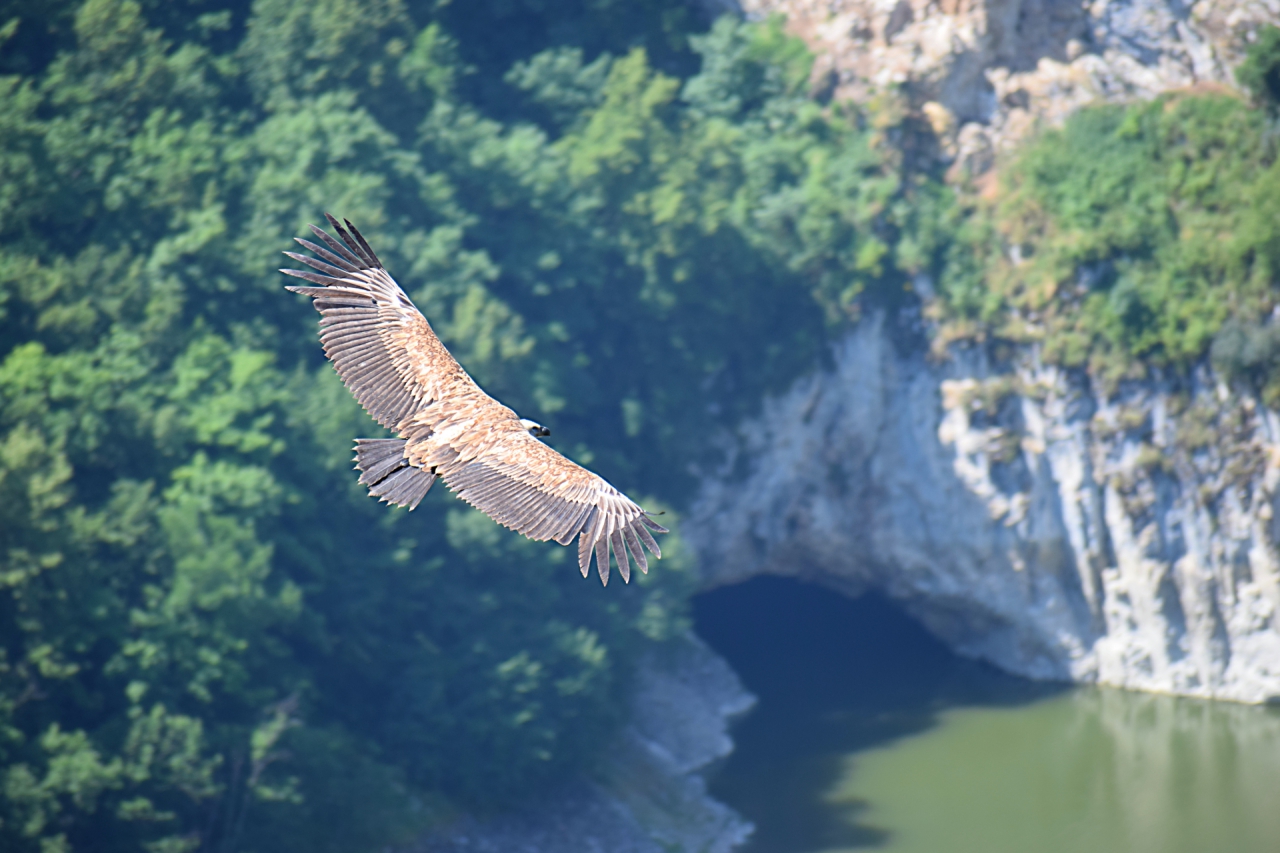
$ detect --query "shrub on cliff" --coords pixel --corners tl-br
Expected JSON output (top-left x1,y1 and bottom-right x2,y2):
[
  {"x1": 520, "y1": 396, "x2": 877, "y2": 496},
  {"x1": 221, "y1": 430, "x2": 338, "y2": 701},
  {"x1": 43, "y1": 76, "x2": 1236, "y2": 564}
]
[{"x1": 937, "y1": 89, "x2": 1280, "y2": 392}]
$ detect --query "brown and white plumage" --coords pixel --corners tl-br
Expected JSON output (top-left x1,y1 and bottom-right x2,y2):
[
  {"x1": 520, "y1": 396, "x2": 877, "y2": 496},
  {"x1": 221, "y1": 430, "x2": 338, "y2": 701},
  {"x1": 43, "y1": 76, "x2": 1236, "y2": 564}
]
[{"x1": 282, "y1": 214, "x2": 666, "y2": 585}]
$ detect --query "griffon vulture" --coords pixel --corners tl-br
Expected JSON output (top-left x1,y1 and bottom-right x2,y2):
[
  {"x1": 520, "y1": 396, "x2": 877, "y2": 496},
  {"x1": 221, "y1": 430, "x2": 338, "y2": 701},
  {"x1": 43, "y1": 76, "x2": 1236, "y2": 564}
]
[{"x1": 282, "y1": 215, "x2": 666, "y2": 585}]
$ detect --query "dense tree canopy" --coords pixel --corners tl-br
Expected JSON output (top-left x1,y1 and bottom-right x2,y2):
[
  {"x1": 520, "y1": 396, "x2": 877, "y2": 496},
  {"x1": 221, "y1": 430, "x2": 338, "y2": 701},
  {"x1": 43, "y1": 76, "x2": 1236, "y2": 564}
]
[{"x1": 0, "y1": 2, "x2": 932, "y2": 851}]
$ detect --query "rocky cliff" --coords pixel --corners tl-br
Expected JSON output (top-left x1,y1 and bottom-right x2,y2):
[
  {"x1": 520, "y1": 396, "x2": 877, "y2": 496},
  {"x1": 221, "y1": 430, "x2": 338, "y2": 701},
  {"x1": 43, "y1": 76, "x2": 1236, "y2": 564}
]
[
  {"x1": 678, "y1": 0, "x2": 1280, "y2": 705},
  {"x1": 730, "y1": 0, "x2": 1278, "y2": 175},
  {"x1": 688, "y1": 312, "x2": 1280, "y2": 703}
]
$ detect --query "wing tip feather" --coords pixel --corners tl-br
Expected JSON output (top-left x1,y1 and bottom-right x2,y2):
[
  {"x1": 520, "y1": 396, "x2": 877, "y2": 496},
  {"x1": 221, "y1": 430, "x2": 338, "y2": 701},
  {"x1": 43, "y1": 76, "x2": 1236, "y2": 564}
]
[{"x1": 640, "y1": 514, "x2": 669, "y2": 534}]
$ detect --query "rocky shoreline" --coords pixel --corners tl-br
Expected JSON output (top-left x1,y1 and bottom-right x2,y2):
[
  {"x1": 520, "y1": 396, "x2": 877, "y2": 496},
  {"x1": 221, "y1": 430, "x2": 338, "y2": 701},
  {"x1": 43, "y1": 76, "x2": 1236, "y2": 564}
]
[{"x1": 410, "y1": 633, "x2": 755, "y2": 853}]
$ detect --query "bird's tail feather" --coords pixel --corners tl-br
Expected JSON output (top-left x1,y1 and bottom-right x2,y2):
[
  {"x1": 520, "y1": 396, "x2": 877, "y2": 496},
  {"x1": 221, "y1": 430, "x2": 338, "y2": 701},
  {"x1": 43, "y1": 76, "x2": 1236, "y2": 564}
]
[{"x1": 354, "y1": 438, "x2": 435, "y2": 510}]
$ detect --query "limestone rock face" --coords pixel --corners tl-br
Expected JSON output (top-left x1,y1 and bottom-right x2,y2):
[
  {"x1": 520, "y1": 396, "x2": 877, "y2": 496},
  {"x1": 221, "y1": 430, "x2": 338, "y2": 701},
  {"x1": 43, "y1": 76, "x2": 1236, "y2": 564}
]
[
  {"x1": 687, "y1": 314, "x2": 1280, "y2": 703},
  {"x1": 730, "y1": 0, "x2": 1279, "y2": 174}
]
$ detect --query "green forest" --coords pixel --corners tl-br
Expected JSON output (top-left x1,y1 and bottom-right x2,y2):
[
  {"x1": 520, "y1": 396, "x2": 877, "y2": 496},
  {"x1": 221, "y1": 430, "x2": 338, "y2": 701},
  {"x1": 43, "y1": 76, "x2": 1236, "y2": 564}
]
[{"x1": 0, "y1": 0, "x2": 1276, "y2": 850}]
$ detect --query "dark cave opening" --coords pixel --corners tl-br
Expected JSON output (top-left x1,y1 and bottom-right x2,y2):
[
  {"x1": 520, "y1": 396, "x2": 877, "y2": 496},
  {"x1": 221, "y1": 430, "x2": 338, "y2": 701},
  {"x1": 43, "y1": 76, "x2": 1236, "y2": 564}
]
[{"x1": 692, "y1": 575, "x2": 1063, "y2": 853}]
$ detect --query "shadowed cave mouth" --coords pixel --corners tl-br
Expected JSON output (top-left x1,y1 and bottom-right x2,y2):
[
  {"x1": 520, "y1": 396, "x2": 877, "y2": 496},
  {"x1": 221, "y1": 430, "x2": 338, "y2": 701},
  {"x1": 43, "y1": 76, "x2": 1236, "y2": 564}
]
[{"x1": 692, "y1": 576, "x2": 1065, "y2": 853}]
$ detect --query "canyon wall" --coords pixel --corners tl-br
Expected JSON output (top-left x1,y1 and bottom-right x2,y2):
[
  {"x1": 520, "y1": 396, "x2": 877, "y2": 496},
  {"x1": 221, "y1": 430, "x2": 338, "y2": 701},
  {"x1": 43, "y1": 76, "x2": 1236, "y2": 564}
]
[{"x1": 688, "y1": 313, "x2": 1280, "y2": 702}]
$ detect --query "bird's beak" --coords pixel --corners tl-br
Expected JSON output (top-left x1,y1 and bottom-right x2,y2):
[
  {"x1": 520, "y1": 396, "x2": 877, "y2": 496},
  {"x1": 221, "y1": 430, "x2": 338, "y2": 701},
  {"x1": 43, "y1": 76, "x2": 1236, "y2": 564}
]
[{"x1": 538, "y1": 426, "x2": 552, "y2": 437}]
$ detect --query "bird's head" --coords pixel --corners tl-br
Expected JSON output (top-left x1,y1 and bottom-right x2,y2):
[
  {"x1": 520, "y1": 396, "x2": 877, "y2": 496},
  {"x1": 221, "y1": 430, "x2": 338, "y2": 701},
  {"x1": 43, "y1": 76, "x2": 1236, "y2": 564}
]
[{"x1": 520, "y1": 418, "x2": 551, "y2": 438}]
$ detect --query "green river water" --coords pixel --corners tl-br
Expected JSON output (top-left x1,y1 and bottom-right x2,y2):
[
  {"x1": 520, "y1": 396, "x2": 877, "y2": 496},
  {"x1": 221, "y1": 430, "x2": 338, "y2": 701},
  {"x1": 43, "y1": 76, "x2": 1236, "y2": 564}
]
[{"x1": 694, "y1": 577, "x2": 1280, "y2": 853}]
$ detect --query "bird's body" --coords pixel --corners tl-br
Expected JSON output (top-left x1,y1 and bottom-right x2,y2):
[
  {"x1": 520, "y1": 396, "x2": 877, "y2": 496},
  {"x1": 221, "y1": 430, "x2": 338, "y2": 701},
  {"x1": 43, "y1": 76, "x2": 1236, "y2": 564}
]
[{"x1": 282, "y1": 215, "x2": 665, "y2": 585}]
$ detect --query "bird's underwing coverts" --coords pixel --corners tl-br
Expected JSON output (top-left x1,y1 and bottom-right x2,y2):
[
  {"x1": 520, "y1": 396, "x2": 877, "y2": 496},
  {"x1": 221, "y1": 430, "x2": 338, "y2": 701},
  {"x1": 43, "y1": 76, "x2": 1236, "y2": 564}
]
[{"x1": 282, "y1": 215, "x2": 666, "y2": 585}]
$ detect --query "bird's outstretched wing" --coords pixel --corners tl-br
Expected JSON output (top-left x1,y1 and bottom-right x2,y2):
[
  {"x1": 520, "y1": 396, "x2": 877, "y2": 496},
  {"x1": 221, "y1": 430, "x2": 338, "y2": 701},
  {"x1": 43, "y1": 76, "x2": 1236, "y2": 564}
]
[
  {"x1": 282, "y1": 215, "x2": 665, "y2": 584},
  {"x1": 279, "y1": 214, "x2": 474, "y2": 431}
]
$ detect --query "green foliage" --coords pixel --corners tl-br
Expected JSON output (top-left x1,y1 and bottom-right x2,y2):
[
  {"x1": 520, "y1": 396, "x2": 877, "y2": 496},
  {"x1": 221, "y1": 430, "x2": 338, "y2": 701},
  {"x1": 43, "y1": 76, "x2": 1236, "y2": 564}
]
[
  {"x1": 1237, "y1": 24, "x2": 1280, "y2": 112},
  {"x1": 0, "y1": 2, "x2": 930, "y2": 851},
  {"x1": 938, "y1": 91, "x2": 1280, "y2": 391}
]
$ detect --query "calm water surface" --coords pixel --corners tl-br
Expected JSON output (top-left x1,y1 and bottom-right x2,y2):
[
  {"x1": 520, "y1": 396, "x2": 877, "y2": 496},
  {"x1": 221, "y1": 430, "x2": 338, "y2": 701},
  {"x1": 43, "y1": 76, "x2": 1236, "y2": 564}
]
[{"x1": 694, "y1": 577, "x2": 1280, "y2": 853}]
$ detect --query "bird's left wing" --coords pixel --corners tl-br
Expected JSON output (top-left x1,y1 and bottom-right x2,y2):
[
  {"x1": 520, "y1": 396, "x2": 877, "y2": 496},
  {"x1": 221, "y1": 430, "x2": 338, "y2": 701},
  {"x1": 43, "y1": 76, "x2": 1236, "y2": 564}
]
[{"x1": 422, "y1": 418, "x2": 667, "y2": 586}]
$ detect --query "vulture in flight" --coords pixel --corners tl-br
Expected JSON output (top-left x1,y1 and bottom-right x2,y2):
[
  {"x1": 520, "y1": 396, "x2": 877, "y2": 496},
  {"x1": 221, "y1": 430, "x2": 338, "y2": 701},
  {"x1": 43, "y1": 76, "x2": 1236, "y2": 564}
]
[{"x1": 282, "y1": 215, "x2": 666, "y2": 585}]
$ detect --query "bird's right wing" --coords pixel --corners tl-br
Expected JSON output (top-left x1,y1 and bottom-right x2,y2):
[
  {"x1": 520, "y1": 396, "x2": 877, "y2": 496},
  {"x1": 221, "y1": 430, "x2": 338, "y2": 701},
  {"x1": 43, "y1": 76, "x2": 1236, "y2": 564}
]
[{"x1": 281, "y1": 215, "x2": 476, "y2": 431}]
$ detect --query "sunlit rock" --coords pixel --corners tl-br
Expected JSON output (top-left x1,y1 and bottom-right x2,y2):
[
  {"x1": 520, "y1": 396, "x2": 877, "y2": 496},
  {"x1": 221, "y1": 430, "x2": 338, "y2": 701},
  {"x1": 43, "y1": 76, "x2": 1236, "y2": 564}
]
[
  {"x1": 725, "y1": 0, "x2": 1278, "y2": 175},
  {"x1": 688, "y1": 313, "x2": 1280, "y2": 703}
]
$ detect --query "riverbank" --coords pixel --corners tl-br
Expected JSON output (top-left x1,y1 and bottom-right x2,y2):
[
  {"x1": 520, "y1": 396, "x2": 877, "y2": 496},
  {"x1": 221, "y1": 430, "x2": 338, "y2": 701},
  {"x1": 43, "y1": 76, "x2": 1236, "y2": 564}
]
[{"x1": 410, "y1": 632, "x2": 755, "y2": 853}]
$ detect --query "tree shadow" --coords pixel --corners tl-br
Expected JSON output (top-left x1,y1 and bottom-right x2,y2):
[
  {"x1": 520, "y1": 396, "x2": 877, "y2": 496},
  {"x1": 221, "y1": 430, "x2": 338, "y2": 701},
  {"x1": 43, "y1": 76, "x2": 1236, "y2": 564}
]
[{"x1": 693, "y1": 576, "x2": 1067, "y2": 853}]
